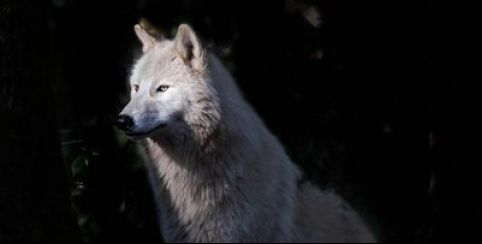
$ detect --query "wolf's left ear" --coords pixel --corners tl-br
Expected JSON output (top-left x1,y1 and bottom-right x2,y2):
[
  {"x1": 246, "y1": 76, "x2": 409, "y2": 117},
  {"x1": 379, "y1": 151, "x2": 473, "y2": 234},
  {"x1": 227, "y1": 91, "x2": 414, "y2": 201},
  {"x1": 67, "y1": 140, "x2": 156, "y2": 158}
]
[
  {"x1": 134, "y1": 24, "x2": 156, "y2": 52},
  {"x1": 174, "y1": 24, "x2": 205, "y2": 71}
]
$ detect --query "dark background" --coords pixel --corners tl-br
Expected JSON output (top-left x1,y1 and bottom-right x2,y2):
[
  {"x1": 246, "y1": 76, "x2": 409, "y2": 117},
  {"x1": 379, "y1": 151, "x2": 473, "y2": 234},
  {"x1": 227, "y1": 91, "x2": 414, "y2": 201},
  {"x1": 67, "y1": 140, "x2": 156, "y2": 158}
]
[{"x1": 0, "y1": 0, "x2": 480, "y2": 242}]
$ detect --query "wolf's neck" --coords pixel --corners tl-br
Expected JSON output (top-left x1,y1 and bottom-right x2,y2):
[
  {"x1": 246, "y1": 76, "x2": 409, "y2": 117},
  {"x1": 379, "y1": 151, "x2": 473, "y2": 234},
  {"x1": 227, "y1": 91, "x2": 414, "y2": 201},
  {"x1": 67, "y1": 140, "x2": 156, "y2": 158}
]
[{"x1": 143, "y1": 128, "x2": 245, "y2": 213}]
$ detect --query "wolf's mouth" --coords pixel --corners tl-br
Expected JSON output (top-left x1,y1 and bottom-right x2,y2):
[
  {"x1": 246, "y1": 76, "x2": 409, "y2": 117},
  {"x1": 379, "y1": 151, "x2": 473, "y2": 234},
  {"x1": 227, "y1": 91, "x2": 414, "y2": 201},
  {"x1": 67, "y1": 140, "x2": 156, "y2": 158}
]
[{"x1": 125, "y1": 123, "x2": 168, "y2": 137}]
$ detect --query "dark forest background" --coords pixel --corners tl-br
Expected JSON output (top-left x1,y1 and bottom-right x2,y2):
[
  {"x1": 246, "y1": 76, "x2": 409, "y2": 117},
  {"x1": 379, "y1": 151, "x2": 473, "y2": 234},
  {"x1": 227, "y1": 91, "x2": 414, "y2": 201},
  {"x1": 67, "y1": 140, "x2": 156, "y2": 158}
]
[{"x1": 0, "y1": 0, "x2": 480, "y2": 242}]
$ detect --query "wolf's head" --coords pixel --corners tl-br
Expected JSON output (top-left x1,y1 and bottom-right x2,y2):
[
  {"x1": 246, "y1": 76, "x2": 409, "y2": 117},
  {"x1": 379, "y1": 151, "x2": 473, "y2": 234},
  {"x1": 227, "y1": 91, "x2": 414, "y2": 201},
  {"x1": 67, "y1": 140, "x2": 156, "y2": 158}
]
[{"x1": 116, "y1": 23, "x2": 220, "y2": 140}]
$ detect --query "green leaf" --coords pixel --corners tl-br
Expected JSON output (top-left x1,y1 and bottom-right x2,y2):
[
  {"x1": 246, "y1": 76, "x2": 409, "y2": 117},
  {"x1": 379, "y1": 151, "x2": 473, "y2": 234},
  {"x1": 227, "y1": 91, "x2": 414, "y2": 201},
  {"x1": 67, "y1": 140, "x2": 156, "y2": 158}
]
[{"x1": 72, "y1": 155, "x2": 89, "y2": 177}]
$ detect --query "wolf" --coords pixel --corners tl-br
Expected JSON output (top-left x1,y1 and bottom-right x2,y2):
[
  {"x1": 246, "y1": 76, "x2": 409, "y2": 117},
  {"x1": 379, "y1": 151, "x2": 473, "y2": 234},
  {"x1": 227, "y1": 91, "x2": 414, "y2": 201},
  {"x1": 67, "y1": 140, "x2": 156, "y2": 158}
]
[{"x1": 116, "y1": 23, "x2": 376, "y2": 243}]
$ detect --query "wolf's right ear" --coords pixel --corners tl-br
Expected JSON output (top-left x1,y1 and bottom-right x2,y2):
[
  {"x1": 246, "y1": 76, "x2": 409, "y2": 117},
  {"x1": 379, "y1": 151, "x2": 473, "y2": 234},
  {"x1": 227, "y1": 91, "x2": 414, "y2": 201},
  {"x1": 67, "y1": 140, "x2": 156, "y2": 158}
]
[
  {"x1": 134, "y1": 24, "x2": 156, "y2": 52},
  {"x1": 174, "y1": 24, "x2": 206, "y2": 72}
]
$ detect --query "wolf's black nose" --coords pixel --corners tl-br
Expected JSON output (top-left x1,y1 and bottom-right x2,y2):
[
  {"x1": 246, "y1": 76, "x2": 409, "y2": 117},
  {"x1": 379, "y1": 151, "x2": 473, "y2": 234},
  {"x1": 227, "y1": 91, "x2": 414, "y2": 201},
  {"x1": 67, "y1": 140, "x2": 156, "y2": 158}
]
[{"x1": 115, "y1": 115, "x2": 135, "y2": 131}]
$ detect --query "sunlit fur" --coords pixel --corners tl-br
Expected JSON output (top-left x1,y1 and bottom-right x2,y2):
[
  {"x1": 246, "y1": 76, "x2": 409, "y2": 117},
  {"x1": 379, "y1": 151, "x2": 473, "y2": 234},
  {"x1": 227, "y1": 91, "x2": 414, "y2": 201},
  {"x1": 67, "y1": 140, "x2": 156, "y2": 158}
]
[{"x1": 122, "y1": 24, "x2": 376, "y2": 242}]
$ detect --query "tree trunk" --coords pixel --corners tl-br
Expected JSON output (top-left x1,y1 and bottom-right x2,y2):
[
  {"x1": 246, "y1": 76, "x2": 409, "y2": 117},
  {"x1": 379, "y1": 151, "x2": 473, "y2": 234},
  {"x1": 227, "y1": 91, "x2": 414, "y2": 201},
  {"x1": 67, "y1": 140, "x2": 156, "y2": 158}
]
[{"x1": 0, "y1": 0, "x2": 79, "y2": 241}]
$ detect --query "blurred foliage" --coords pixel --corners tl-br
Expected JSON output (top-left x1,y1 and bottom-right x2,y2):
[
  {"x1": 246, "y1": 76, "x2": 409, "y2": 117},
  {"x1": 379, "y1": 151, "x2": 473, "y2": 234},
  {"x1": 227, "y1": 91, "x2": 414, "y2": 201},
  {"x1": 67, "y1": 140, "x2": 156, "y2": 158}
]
[{"x1": 60, "y1": 126, "x2": 161, "y2": 242}]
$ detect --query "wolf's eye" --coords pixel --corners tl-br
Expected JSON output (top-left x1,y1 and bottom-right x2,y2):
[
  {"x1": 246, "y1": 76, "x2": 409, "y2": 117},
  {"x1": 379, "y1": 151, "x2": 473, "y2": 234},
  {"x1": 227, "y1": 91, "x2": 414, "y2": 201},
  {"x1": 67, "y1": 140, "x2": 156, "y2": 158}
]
[
  {"x1": 133, "y1": 84, "x2": 139, "y2": 92},
  {"x1": 156, "y1": 85, "x2": 169, "y2": 92}
]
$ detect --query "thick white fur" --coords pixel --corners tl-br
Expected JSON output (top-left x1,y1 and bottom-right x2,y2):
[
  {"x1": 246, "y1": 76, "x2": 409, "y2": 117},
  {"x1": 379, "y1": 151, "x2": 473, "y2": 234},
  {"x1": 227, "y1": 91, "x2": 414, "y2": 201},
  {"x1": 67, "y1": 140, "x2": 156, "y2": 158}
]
[{"x1": 124, "y1": 24, "x2": 375, "y2": 243}]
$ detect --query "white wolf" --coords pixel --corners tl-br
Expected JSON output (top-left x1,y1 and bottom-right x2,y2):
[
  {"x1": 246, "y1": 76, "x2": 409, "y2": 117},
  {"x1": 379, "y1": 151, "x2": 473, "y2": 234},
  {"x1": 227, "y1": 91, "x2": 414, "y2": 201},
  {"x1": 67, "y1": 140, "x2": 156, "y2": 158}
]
[{"x1": 116, "y1": 23, "x2": 375, "y2": 243}]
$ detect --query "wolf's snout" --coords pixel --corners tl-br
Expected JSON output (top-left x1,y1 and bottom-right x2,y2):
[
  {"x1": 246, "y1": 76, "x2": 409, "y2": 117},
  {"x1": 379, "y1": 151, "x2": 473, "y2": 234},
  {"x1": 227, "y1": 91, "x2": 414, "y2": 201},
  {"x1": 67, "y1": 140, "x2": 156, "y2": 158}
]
[{"x1": 115, "y1": 114, "x2": 135, "y2": 131}]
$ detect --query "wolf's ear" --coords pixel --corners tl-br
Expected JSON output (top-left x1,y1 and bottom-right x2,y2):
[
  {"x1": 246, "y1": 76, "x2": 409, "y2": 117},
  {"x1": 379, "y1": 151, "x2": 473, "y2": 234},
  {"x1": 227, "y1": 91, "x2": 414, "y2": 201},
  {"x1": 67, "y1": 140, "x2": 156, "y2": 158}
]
[
  {"x1": 174, "y1": 24, "x2": 205, "y2": 71},
  {"x1": 134, "y1": 24, "x2": 156, "y2": 52}
]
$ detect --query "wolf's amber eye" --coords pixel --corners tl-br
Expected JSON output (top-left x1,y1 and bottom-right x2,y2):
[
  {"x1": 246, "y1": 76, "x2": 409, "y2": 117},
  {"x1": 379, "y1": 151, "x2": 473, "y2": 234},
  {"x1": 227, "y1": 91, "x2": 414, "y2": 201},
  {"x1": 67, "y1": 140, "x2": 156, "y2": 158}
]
[
  {"x1": 156, "y1": 85, "x2": 169, "y2": 92},
  {"x1": 133, "y1": 84, "x2": 139, "y2": 92}
]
